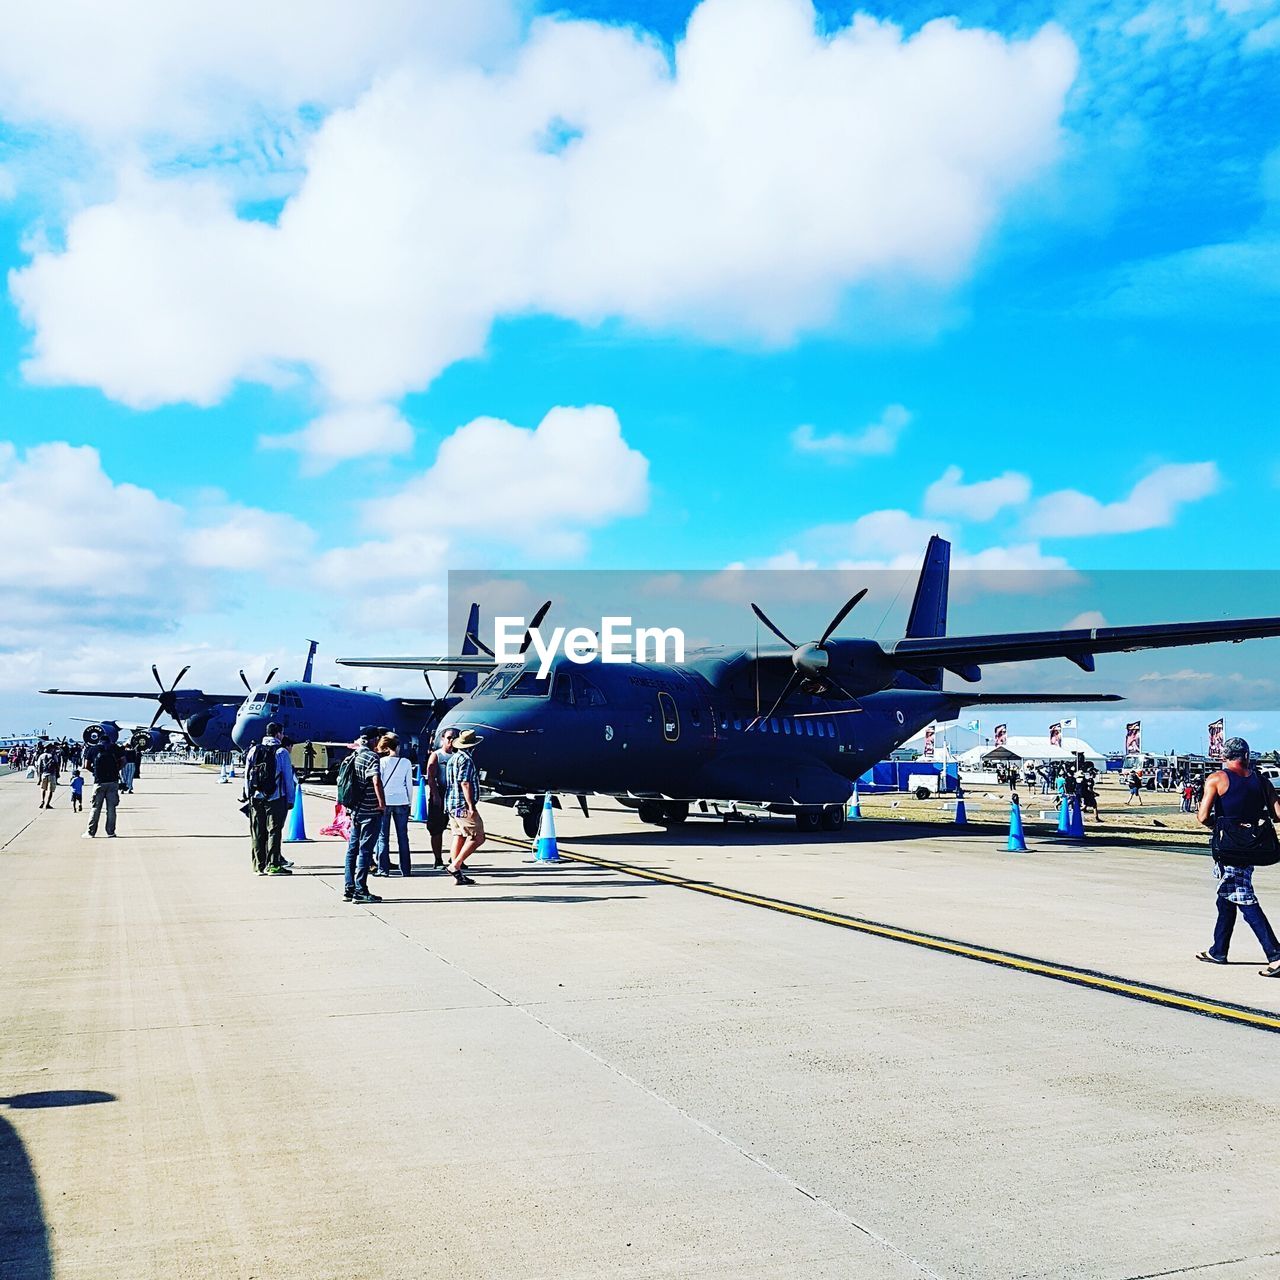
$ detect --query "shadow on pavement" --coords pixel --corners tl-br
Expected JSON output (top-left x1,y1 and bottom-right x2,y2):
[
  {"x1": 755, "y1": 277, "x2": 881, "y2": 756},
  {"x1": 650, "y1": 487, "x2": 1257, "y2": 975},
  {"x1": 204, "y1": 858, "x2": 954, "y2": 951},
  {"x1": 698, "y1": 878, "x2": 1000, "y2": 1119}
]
[{"x1": 0, "y1": 1090, "x2": 116, "y2": 1280}]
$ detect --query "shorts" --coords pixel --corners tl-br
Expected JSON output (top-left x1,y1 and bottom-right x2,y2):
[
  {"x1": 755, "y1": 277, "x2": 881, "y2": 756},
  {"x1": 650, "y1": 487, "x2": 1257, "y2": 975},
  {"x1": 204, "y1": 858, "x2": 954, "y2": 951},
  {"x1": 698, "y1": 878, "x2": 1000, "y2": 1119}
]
[
  {"x1": 450, "y1": 810, "x2": 485, "y2": 841},
  {"x1": 426, "y1": 800, "x2": 449, "y2": 836},
  {"x1": 40, "y1": 775, "x2": 57, "y2": 796}
]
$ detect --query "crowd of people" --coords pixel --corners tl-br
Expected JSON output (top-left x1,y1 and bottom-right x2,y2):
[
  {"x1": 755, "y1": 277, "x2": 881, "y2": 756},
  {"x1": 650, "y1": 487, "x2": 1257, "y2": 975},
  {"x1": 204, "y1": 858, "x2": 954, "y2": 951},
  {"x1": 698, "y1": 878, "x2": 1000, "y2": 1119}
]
[{"x1": 241, "y1": 721, "x2": 486, "y2": 903}]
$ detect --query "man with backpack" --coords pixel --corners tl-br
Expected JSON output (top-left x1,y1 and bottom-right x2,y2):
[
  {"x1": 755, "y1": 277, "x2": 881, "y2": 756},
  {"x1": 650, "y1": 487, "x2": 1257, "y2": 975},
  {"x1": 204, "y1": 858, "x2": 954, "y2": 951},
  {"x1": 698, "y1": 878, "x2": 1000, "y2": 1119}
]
[
  {"x1": 244, "y1": 721, "x2": 297, "y2": 876},
  {"x1": 82, "y1": 730, "x2": 124, "y2": 838},
  {"x1": 338, "y1": 726, "x2": 386, "y2": 903}
]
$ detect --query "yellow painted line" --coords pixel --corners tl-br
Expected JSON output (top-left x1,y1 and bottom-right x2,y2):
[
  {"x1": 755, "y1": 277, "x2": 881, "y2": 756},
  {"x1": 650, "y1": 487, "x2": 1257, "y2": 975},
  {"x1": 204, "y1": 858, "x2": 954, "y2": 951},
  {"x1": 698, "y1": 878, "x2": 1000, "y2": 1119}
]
[{"x1": 490, "y1": 833, "x2": 1280, "y2": 1035}]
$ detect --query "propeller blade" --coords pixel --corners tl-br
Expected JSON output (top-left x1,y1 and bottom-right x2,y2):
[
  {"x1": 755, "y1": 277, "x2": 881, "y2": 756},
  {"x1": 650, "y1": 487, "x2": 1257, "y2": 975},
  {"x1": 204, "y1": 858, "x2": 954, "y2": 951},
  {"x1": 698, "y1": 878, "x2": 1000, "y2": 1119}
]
[
  {"x1": 467, "y1": 632, "x2": 495, "y2": 658},
  {"x1": 822, "y1": 676, "x2": 866, "y2": 712},
  {"x1": 746, "y1": 669, "x2": 801, "y2": 731},
  {"x1": 172, "y1": 664, "x2": 191, "y2": 691},
  {"x1": 423, "y1": 671, "x2": 438, "y2": 699},
  {"x1": 818, "y1": 588, "x2": 868, "y2": 647},
  {"x1": 239, "y1": 670, "x2": 251, "y2": 691},
  {"x1": 151, "y1": 664, "x2": 163, "y2": 691},
  {"x1": 750, "y1": 603, "x2": 797, "y2": 649},
  {"x1": 266, "y1": 667, "x2": 278, "y2": 685},
  {"x1": 150, "y1": 706, "x2": 163, "y2": 728},
  {"x1": 519, "y1": 601, "x2": 553, "y2": 655}
]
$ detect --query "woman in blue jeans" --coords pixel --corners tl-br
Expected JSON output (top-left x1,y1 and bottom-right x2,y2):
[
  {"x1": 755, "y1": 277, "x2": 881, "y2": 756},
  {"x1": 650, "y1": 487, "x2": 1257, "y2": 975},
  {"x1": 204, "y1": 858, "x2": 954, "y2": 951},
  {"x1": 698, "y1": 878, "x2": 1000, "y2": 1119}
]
[
  {"x1": 374, "y1": 734, "x2": 414, "y2": 877},
  {"x1": 1196, "y1": 737, "x2": 1280, "y2": 974}
]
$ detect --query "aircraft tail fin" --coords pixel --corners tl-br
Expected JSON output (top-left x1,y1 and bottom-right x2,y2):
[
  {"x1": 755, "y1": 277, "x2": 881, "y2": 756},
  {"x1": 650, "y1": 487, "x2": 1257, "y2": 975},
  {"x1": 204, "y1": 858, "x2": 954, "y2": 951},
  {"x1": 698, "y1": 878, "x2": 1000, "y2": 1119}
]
[
  {"x1": 903, "y1": 536, "x2": 950, "y2": 689},
  {"x1": 451, "y1": 603, "x2": 482, "y2": 694},
  {"x1": 302, "y1": 640, "x2": 319, "y2": 684}
]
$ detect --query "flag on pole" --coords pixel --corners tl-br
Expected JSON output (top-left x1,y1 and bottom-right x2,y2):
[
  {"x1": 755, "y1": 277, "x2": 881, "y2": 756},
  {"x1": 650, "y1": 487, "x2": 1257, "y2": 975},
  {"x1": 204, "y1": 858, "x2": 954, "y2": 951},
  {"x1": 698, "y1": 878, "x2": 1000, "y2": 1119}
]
[
  {"x1": 1208, "y1": 718, "x2": 1224, "y2": 760},
  {"x1": 964, "y1": 719, "x2": 979, "y2": 733},
  {"x1": 1061, "y1": 717, "x2": 1077, "y2": 730}
]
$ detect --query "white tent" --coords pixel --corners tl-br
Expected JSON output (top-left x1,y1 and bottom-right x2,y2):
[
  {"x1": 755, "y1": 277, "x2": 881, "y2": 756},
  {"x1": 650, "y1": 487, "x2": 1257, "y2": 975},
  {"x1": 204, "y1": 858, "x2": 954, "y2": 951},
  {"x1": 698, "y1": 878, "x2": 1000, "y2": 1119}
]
[{"x1": 958, "y1": 735, "x2": 1105, "y2": 767}]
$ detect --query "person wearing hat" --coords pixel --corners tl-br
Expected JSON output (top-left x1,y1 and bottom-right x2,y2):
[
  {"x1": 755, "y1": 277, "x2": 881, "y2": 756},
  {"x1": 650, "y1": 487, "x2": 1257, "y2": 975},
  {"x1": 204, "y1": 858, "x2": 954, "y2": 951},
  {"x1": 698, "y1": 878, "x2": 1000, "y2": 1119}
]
[
  {"x1": 443, "y1": 728, "x2": 484, "y2": 885},
  {"x1": 1196, "y1": 736, "x2": 1280, "y2": 974},
  {"x1": 343, "y1": 725, "x2": 387, "y2": 903}
]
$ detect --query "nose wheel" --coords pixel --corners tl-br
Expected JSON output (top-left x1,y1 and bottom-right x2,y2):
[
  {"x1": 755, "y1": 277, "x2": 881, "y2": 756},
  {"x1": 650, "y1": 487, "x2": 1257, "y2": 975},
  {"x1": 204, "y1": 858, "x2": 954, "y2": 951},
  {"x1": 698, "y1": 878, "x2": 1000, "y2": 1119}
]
[{"x1": 517, "y1": 801, "x2": 541, "y2": 839}]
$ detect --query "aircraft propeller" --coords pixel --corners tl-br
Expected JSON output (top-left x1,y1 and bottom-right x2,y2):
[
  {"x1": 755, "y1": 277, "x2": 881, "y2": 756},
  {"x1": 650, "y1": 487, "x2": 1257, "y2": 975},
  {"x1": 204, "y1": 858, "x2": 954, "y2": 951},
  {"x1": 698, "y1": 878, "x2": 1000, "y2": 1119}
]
[
  {"x1": 149, "y1": 664, "x2": 191, "y2": 729},
  {"x1": 746, "y1": 589, "x2": 870, "y2": 728},
  {"x1": 518, "y1": 601, "x2": 553, "y2": 656},
  {"x1": 238, "y1": 666, "x2": 278, "y2": 692}
]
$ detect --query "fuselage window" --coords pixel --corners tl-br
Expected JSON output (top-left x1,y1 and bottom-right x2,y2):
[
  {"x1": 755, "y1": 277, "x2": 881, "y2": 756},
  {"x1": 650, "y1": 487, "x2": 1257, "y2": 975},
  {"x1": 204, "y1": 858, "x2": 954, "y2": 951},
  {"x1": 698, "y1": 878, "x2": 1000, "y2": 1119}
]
[
  {"x1": 733, "y1": 718, "x2": 741, "y2": 731},
  {"x1": 804, "y1": 720, "x2": 812, "y2": 736},
  {"x1": 783, "y1": 719, "x2": 791, "y2": 735},
  {"x1": 769, "y1": 718, "x2": 779, "y2": 734}
]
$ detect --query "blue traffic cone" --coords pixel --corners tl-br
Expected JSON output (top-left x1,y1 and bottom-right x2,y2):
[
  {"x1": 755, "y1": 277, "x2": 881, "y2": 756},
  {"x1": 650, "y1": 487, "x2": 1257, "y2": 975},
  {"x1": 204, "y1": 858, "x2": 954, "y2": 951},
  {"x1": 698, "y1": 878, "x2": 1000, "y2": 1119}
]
[
  {"x1": 1007, "y1": 801, "x2": 1027, "y2": 852},
  {"x1": 955, "y1": 796, "x2": 968, "y2": 826},
  {"x1": 533, "y1": 792, "x2": 561, "y2": 863},
  {"x1": 218, "y1": 764, "x2": 230, "y2": 784},
  {"x1": 283, "y1": 786, "x2": 308, "y2": 842},
  {"x1": 1056, "y1": 797, "x2": 1071, "y2": 835},
  {"x1": 846, "y1": 785, "x2": 862, "y2": 820},
  {"x1": 411, "y1": 768, "x2": 428, "y2": 823},
  {"x1": 1067, "y1": 795, "x2": 1085, "y2": 840}
]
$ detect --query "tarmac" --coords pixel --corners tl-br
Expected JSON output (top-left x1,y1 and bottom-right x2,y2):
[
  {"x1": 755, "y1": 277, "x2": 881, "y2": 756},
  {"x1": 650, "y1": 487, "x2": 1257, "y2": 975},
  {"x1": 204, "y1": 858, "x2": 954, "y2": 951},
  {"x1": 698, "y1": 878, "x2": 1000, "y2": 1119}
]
[{"x1": 3, "y1": 764, "x2": 1280, "y2": 1279}]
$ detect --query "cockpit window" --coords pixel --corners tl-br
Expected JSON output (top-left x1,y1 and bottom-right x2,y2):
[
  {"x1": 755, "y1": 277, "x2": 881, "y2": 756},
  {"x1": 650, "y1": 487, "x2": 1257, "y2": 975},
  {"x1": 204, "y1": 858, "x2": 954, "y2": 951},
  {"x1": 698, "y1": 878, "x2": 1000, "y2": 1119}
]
[
  {"x1": 476, "y1": 668, "x2": 520, "y2": 697},
  {"x1": 572, "y1": 674, "x2": 607, "y2": 707},
  {"x1": 553, "y1": 672, "x2": 574, "y2": 704},
  {"x1": 503, "y1": 671, "x2": 552, "y2": 698}
]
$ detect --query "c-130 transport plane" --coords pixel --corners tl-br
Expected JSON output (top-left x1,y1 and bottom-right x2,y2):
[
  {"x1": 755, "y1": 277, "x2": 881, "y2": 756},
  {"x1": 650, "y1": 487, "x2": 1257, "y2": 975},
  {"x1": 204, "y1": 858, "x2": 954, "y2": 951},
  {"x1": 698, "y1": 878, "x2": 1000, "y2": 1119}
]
[{"x1": 339, "y1": 537, "x2": 1280, "y2": 835}]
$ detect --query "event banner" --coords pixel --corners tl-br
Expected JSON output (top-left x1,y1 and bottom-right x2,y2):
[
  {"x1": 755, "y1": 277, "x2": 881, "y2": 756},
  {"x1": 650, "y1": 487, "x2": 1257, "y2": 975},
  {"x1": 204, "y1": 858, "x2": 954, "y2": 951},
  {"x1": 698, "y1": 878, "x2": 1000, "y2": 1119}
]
[
  {"x1": 1209, "y1": 718, "x2": 1225, "y2": 760},
  {"x1": 923, "y1": 725, "x2": 935, "y2": 758},
  {"x1": 1049, "y1": 722, "x2": 1062, "y2": 747},
  {"x1": 1125, "y1": 721, "x2": 1142, "y2": 754},
  {"x1": 994, "y1": 723, "x2": 1007, "y2": 747}
]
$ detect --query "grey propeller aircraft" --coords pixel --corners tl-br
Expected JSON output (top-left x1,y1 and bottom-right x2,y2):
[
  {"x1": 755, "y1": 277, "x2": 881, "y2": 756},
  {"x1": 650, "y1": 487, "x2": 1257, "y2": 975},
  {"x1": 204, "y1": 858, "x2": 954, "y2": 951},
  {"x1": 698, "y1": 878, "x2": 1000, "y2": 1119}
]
[
  {"x1": 230, "y1": 607, "x2": 484, "y2": 764},
  {"x1": 338, "y1": 536, "x2": 1280, "y2": 835}
]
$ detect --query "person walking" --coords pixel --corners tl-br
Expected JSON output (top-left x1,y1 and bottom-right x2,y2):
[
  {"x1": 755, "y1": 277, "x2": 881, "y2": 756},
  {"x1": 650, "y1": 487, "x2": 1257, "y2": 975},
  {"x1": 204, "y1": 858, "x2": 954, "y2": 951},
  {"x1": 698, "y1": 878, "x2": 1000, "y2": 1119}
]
[
  {"x1": 1195, "y1": 737, "x2": 1280, "y2": 973},
  {"x1": 120, "y1": 744, "x2": 138, "y2": 794},
  {"x1": 82, "y1": 732, "x2": 123, "y2": 838},
  {"x1": 374, "y1": 733, "x2": 413, "y2": 877},
  {"x1": 444, "y1": 729, "x2": 484, "y2": 886},
  {"x1": 69, "y1": 768, "x2": 84, "y2": 813},
  {"x1": 243, "y1": 722, "x2": 296, "y2": 876},
  {"x1": 1126, "y1": 770, "x2": 1144, "y2": 805},
  {"x1": 341, "y1": 727, "x2": 386, "y2": 904},
  {"x1": 36, "y1": 743, "x2": 60, "y2": 808},
  {"x1": 424, "y1": 730, "x2": 455, "y2": 869}
]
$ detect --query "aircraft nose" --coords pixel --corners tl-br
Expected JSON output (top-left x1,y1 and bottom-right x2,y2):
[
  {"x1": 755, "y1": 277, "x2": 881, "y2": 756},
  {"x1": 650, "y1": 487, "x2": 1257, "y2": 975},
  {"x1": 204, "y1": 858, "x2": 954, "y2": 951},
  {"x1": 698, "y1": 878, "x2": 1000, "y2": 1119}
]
[{"x1": 232, "y1": 713, "x2": 266, "y2": 751}]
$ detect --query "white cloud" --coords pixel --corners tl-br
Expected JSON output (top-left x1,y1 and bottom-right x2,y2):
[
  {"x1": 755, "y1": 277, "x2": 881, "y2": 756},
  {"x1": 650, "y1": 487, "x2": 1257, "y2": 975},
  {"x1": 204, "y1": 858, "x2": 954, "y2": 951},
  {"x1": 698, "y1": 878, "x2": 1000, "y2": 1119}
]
[
  {"x1": 9, "y1": 1, "x2": 1078, "y2": 408},
  {"x1": 1243, "y1": 15, "x2": 1280, "y2": 52},
  {"x1": 923, "y1": 465, "x2": 1031, "y2": 521},
  {"x1": 1064, "y1": 610, "x2": 1109, "y2": 629},
  {"x1": 370, "y1": 405, "x2": 649, "y2": 555},
  {"x1": 807, "y1": 509, "x2": 949, "y2": 563},
  {"x1": 1027, "y1": 462, "x2": 1221, "y2": 537},
  {"x1": 260, "y1": 403, "x2": 414, "y2": 473},
  {"x1": 790, "y1": 404, "x2": 910, "y2": 460},
  {"x1": 0, "y1": 0, "x2": 516, "y2": 143},
  {"x1": 185, "y1": 505, "x2": 316, "y2": 574}
]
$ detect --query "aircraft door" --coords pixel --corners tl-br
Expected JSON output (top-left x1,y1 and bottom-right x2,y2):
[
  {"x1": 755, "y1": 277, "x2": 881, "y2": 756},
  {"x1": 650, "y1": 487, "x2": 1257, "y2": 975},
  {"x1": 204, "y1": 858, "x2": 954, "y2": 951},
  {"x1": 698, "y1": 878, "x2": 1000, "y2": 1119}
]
[{"x1": 657, "y1": 692, "x2": 679, "y2": 742}]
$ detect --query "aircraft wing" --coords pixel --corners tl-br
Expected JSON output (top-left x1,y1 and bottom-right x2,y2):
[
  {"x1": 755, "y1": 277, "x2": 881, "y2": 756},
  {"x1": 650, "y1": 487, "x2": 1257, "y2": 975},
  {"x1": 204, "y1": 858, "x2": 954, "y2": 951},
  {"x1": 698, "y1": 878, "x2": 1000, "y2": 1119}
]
[
  {"x1": 942, "y1": 692, "x2": 1123, "y2": 707},
  {"x1": 42, "y1": 688, "x2": 160, "y2": 700},
  {"x1": 888, "y1": 616, "x2": 1280, "y2": 675},
  {"x1": 336, "y1": 656, "x2": 499, "y2": 673}
]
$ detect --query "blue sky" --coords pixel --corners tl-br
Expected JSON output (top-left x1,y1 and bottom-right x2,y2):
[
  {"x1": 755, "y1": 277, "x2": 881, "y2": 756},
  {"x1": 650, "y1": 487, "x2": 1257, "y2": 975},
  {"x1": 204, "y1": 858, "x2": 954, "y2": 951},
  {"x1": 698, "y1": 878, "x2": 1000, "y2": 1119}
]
[{"x1": 0, "y1": 0, "x2": 1276, "y2": 750}]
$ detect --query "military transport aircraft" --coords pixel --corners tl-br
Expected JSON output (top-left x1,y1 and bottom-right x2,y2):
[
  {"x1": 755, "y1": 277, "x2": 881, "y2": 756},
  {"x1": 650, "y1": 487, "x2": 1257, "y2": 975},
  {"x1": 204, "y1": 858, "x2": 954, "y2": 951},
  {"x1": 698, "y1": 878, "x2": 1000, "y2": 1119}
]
[
  {"x1": 338, "y1": 536, "x2": 1280, "y2": 835},
  {"x1": 230, "y1": 606, "x2": 484, "y2": 762},
  {"x1": 42, "y1": 642, "x2": 325, "y2": 753}
]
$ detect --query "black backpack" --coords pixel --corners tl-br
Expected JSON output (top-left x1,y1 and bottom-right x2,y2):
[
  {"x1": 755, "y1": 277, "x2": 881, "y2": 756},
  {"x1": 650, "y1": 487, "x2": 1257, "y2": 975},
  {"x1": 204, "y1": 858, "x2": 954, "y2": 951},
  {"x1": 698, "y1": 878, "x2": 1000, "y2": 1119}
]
[
  {"x1": 336, "y1": 753, "x2": 365, "y2": 810},
  {"x1": 248, "y1": 745, "x2": 280, "y2": 799}
]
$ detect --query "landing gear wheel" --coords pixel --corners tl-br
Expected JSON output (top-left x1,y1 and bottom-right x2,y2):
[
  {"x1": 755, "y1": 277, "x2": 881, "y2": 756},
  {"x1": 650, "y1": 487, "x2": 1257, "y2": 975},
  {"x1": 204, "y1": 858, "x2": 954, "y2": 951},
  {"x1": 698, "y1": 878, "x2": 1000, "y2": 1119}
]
[
  {"x1": 660, "y1": 802, "x2": 689, "y2": 826},
  {"x1": 637, "y1": 800, "x2": 664, "y2": 825},
  {"x1": 794, "y1": 808, "x2": 822, "y2": 833},
  {"x1": 821, "y1": 804, "x2": 846, "y2": 831},
  {"x1": 518, "y1": 804, "x2": 540, "y2": 839}
]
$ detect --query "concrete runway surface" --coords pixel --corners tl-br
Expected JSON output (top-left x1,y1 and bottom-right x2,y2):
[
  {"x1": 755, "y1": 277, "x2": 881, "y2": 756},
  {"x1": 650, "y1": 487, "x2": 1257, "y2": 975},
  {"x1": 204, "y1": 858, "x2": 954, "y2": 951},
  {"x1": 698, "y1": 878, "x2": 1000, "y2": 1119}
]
[{"x1": 3, "y1": 764, "x2": 1280, "y2": 1280}]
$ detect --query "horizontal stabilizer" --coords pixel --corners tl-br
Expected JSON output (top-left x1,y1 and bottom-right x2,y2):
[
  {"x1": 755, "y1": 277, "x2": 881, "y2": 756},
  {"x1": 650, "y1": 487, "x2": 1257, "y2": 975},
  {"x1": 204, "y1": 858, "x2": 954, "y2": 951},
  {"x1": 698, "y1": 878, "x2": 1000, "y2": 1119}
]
[{"x1": 337, "y1": 655, "x2": 499, "y2": 673}]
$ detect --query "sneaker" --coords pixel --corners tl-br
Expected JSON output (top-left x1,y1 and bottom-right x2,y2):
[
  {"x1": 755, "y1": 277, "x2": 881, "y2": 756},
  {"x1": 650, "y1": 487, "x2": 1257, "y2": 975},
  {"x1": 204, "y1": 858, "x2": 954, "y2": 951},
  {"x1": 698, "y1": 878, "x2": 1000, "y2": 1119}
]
[
  {"x1": 452, "y1": 873, "x2": 476, "y2": 886},
  {"x1": 350, "y1": 890, "x2": 382, "y2": 904},
  {"x1": 265, "y1": 865, "x2": 292, "y2": 875},
  {"x1": 342, "y1": 890, "x2": 354, "y2": 901},
  {"x1": 278, "y1": 859, "x2": 294, "y2": 869},
  {"x1": 81, "y1": 831, "x2": 95, "y2": 839},
  {"x1": 106, "y1": 833, "x2": 117, "y2": 838}
]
